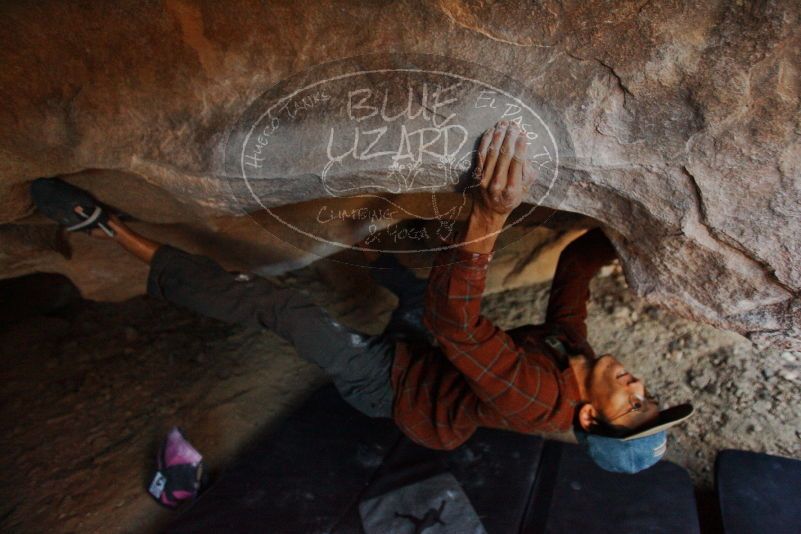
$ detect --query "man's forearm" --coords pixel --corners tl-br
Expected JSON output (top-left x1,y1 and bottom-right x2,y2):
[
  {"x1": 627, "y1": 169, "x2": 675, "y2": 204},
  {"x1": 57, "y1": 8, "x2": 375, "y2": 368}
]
[
  {"x1": 544, "y1": 228, "x2": 617, "y2": 341},
  {"x1": 459, "y1": 208, "x2": 507, "y2": 255}
]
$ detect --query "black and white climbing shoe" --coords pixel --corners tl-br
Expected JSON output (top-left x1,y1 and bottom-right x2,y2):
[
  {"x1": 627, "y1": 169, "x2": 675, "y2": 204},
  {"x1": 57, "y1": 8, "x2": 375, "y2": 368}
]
[{"x1": 30, "y1": 177, "x2": 116, "y2": 237}]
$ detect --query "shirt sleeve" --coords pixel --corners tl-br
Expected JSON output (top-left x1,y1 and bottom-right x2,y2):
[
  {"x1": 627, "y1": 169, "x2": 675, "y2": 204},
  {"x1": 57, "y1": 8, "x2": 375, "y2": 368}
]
[
  {"x1": 422, "y1": 247, "x2": 567, "y2": 426},
  {"x1": 545, "y1": 228, "x2": 617, "y2": 342}
]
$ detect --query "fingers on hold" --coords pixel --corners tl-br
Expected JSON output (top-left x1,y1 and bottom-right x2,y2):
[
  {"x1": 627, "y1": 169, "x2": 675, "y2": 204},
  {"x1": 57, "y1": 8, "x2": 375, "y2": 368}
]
[
  {"x1": 491, "y1": 125, "x2": 518, "y2": 189},
  {"x1": 522, "y1": 162, "x2": 538, "y2": 190},
  {"x1": 491, "y1": 124, "x2": 507, "y2": 150},
  {"x1": 475, "y1": 128, "x2": 493, "y2": 178},
  {"x1": 478, "y1": 128, "x2": 493, "y2": 158},
  {"x1": 500, "y1": 125, "x2": 518, "y2": 156},
  {"x1": 482, "y1": 126, "x2": 506, "y2": 186},
  {"x1": 514, "y1": 134, "x2": 528, "y2": 159}
]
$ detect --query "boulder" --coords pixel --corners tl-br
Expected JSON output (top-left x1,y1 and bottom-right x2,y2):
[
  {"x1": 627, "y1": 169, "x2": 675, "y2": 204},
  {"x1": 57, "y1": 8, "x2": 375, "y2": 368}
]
[{"x1": 0, "y1": 0, "x2": 798, "y2": 349}]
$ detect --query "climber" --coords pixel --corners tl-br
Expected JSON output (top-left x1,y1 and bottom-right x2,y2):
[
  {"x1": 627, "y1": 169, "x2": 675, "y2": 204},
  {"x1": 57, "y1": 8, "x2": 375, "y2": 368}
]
[{"x1": 30, "y1": 120, "x2": 692, "y2": 474}]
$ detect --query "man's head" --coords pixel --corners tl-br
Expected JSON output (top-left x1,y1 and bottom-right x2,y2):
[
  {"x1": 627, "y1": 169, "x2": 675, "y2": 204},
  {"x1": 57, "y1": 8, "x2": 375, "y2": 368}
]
[
  {"x1": 573, "y1": 353, "x2": 693, "y2": 473},
  {"x1": 577, "y1": 354, "x2": 660, "y2": 435}
]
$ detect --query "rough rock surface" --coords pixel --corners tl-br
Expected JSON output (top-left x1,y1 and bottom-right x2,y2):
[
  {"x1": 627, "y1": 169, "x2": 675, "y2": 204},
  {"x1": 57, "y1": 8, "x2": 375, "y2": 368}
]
[{"x1": 0, "y1": 0, "x2": 799, "y2": 349}]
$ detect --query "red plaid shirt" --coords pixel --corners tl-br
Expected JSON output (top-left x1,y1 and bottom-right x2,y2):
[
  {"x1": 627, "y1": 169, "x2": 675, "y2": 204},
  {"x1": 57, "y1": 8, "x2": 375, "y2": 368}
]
[{"x1": 390, "y1": 247, "x2": 583, "y2": 450}]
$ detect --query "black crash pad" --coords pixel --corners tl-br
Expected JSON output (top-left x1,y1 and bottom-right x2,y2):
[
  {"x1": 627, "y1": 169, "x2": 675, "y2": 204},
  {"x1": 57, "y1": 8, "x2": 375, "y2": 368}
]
[
  {"x1": 331, "y1": 426, "x2": 546, "y2": 533},
  {"x1": 168, "y1": 384, "x2": 699, "y2": 533},
  {"x1": 716, "y1": 449, "x2": 801, "y2": 534},
  {"x1": 169, "y1": 384, "x2": 546, "y2": 533},
  {"x1": 522, "y1": 441, "x2": 700, "y2": 533}
]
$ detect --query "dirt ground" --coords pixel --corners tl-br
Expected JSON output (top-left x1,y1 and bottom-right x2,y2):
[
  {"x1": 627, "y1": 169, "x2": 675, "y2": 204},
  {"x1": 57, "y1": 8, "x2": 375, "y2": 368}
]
[{"x1": 1, "y1": 255, "x2": 799, "y2": 533}]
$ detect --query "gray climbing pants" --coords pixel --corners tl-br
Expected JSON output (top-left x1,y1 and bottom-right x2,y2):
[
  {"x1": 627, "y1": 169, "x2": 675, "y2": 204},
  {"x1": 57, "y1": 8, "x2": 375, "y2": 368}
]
[{"x1": 147, "y1": 245, "x2": 396, "y2": 418}]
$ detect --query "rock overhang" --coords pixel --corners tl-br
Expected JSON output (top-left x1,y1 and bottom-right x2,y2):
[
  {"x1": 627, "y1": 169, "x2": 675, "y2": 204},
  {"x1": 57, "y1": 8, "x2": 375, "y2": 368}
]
[{"x1": 0, "y1": 0, "x2": 798, "y2": 350}]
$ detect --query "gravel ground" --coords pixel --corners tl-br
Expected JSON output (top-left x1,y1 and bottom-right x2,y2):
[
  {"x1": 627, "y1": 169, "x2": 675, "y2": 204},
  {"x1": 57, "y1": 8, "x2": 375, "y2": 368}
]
[{"x1": 1, "y1": 259, "x2": 799, "y2": 533}]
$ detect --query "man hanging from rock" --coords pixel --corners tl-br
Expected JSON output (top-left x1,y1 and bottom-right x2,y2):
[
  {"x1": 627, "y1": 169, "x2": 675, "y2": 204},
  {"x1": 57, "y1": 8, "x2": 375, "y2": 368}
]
[{"x1": 30, "y1": 120, "x2": 692, "y2": 474}]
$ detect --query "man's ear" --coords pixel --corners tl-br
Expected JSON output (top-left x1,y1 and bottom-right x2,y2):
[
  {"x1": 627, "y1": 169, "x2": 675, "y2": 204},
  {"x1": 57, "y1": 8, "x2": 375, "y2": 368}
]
[{"x1": 578, "y1": 403, "x2": 598, "y2": 432}]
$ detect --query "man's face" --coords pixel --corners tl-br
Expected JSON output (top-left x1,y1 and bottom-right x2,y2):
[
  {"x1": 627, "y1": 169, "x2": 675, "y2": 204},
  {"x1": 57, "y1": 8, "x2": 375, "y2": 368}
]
[{"x1": 586, "y1": 354, "x2": 660, "y2": 432}]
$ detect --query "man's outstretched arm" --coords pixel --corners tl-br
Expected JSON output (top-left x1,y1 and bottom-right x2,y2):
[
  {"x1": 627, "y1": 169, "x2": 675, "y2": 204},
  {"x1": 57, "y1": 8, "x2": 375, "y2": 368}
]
[
  {"x1": 423, "y1": 122, "x2": 576, "y2": 431},
  {"x1": 546, "y1": 228, "x2": 618, "y2": 343}
]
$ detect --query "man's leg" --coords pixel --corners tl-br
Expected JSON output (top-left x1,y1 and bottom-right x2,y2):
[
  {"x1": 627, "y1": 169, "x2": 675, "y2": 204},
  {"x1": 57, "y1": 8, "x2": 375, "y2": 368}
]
[
  {"x1": 369, "y1": 253, "x2": 433, "y2": 345},
  {"x1": 106, "y1": 217, "x2": 396, "y2": 418}
]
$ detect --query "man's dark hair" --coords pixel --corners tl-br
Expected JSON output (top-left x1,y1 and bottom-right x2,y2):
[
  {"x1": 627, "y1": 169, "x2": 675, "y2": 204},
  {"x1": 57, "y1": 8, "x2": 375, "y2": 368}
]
[{"x1": 591, "y1": 417, "x2": 631, "y2": 438}]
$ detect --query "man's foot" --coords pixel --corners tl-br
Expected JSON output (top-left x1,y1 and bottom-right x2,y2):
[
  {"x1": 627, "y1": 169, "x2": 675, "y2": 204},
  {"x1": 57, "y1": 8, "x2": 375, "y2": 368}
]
[
  {"x1": 31, "y1": 177, "x2": 162, "y2": 264},
  {"x1": 30, "y1": 178, "x2": 116, "y2": 237}
]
